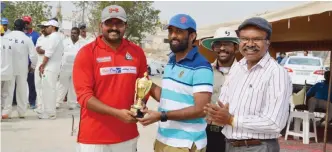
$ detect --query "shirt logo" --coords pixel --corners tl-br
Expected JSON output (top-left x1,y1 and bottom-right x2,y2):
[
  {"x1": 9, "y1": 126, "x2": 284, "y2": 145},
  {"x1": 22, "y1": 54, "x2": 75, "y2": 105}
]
[
  {"x1": 125, "y1": 52, "x2": 133, "y2": 60},
  {"x1": 100, "y1": 66, "x2": 137, "y2": 76},
  {"x1": 179, "y1": 70, "x2": 184, "y2": 78},
  {"x1": 97, "y1": 56, "x2": 111, "y2": 63},
  {"x1": 180, "y1": 17, "x2": 187, "y2": 24}
]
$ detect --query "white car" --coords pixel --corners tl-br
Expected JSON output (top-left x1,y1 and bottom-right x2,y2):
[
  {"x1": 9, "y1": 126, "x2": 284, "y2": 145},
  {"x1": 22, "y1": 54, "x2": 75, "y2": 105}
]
[
  {"x1": 283, "y1": 56, "x2": 325, "y2": 86},
  {"x1": 147, "y1": 59, "x2": 166, "y2": 76}
]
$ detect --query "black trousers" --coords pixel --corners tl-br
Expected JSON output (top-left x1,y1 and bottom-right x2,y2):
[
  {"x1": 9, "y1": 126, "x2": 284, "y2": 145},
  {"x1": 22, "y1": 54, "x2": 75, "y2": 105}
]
[
  {"x1": 27, "y1": 72, "x2": 36, "y2": 106},
  {"x1": 206, "y1": 124, "x2": 226, "y2": 152}
]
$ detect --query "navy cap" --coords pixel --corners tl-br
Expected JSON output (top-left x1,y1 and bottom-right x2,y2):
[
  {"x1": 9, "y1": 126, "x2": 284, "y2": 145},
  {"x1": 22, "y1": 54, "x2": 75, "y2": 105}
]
[
  {"x1": 238, "y1": 17, "x2": 272, "y2": 39},
  {"x1": 168, "y1": 14, "x2": 196, "y2": 31}
]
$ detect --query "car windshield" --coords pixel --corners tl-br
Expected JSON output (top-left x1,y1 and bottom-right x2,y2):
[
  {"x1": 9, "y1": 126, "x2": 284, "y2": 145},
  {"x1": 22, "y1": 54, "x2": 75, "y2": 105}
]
[{"x1": 288, "y1": 58, "x2": 321, "y2": 66}]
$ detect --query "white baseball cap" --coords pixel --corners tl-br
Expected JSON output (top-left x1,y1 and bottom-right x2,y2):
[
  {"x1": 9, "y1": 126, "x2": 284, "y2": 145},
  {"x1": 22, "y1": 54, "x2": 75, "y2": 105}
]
[
  {"x1": 37, "y1": 21, "x2": 48, "y2": 27},
  {"x1": 44, "y1": 20, "x2": 59, "y2": 27},
  {"x1": 202, "y1": 27, "x2": 240, "y2": 51}
]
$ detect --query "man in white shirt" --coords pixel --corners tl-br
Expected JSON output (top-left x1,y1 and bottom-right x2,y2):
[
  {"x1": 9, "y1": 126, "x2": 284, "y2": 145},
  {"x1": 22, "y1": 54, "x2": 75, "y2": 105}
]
[
  {"x1": 38, "y1": 20, "x2": 64, "y2": 119},
  {"x1": 1, "y1": 17, "x2": 11, "y2": 35},
  {"x1": 1, "y1": 19, "x2": 37, "y2": 119},
  {"x1": 205, "y1": 17, "x2": 292, "y2": 152},
  {"x1": 1, "y1": 26, "x2": 13, "y2": 120},
  {"x1": 56, "y1": 27, "x2": 86, "y2": 110},
  {"x1": 33, "y1": 21, "x2": 48, "y2": 113},
  {"x1": 78, "y1": 23, "x2": 95, "y2": 44}
]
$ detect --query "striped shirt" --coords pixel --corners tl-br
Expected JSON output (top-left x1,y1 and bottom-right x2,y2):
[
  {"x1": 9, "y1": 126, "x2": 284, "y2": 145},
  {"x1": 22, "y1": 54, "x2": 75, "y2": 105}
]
[
  {"x1": 157, "y1": 47, "x2": 213, "y2": 150},
  {"x1": 219, "y1": 52, "x2": 292, "y2": 139}
]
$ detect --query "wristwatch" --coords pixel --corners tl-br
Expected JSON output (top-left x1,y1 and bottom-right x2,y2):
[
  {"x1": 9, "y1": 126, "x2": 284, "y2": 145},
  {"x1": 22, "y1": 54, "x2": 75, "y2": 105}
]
[{"x1": 160, "y1": 111, "x2": 168, "y2": 122}]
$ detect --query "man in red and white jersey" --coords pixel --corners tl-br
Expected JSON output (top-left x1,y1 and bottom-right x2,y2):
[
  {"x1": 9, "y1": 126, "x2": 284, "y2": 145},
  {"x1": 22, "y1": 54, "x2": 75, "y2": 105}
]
[{"x1": 73, "y1": 5, "x2": 148, "y2": 152}]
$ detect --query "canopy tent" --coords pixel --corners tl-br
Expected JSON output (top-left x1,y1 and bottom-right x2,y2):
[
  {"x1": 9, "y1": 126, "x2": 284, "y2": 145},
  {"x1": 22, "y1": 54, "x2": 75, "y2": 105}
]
[
  {"x1": 195, "y1": 2, "x2": 332, "y2": 151},
  {"x1": 196, "y1": 1, "x2": 332, "y2": 63}
]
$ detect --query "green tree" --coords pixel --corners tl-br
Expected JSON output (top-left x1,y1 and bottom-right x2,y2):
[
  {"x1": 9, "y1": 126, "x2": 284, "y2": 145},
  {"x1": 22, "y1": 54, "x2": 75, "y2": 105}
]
[
  {"x1": 1, "y1": 1, "x2": 51, "y2": 30},
  {"x1": 76, "y1": 1, "x2": 160, "y2": 44}
]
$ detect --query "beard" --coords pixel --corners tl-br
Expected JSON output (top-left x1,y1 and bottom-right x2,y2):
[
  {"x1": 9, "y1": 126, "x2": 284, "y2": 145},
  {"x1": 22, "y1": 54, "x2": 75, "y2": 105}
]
[
  {"x1": 103, "y1": 29, "x2": 121, "y2": 43},
  {"x1": 169, "y1": 37, "x2": 189, "y2": 53}
]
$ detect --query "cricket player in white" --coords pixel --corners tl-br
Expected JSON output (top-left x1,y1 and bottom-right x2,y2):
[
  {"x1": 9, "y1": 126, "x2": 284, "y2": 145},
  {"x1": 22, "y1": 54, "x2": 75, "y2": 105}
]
[
  {"x1": 1, "y1": 19, "x2": 37, "y2": 119},
  {"x1": 33, "y1": 21, "x2": 48, "y2": 113},
  {"x1": 56, "y1": 27, "x2": 86, "y2": 110},
  {"x1": 1, "y1": 25, "x2": 13, "y2": 120},
  {"x1": 38, "y1": 20, "x2": 64, "y2": 119}
]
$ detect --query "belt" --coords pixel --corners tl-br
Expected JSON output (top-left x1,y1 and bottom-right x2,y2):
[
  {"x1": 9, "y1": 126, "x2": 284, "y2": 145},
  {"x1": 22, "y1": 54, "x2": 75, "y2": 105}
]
[
  {"x1": 227, "y1": 139, "x2": 262, "y2": 147},
  {"x1": 207, "y1": 124, "x2": 223, "y2": 132}
]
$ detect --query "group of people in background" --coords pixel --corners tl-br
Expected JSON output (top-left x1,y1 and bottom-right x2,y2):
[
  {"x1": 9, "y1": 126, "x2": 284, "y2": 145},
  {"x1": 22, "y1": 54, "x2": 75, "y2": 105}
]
[
  {"x1": 2, "y1": 4, "x2": 329, "y2": 152},
  {"x1": 1, "y1": 16, "x2": 94, "y2": 120}
]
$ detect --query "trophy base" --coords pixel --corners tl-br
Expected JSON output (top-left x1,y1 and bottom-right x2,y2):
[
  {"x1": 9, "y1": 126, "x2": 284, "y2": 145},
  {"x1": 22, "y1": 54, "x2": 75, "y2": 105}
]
[{"x1": 130, "y1": 106, "x2": 144, "y2": 118}]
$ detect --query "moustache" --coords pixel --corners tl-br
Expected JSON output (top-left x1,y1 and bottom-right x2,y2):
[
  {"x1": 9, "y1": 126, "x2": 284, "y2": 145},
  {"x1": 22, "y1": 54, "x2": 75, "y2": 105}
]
[
  {"x1": 243, "y1": 46, "x2": 259, "y2": 52},
  {"x1": 217, "y1": 50, "x2": 230, "y2": 54},
  {"x1": 107, "y1": 29, "x2": 120, "y2": 35}
]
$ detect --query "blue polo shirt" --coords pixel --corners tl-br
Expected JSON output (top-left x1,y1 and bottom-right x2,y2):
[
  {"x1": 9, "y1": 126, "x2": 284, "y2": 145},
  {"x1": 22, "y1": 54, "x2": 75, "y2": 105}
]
[
  {"x1": 156, "y1": 46, "x2": 213, "y2": 150},
  {"x1": 307, "y1": 81, "x2": 332, "y2": 102}
]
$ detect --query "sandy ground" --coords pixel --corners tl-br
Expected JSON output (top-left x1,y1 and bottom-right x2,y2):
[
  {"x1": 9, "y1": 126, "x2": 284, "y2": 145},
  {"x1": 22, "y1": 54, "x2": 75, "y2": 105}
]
[{"x1": 1, "y1": 76, "x2": 162, "y2": 152}]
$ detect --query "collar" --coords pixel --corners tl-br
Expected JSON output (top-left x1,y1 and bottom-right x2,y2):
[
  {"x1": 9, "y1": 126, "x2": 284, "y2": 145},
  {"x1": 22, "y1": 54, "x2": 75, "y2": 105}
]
[
  {"x1": 25, "y1": 29, "x2": 33, "y2": 34},
  {"x1": 239, "y1": 51, "x2": 271, "y2": 69},
  {"x1": 212, "y1": 58, "x2": 237, "y2": 69},
  {"x1": 169, "y1": 46, "x2": 198, "y2": 63},
  {"x1": 96, "y1": 36, "x2": 129, "y2": 51}
]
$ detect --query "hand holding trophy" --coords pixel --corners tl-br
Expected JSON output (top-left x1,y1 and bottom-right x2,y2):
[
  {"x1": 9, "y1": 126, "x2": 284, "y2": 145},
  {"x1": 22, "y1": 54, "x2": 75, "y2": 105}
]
[{"x1": 130, "y1": 72, "x2": 152, "y2": 118}]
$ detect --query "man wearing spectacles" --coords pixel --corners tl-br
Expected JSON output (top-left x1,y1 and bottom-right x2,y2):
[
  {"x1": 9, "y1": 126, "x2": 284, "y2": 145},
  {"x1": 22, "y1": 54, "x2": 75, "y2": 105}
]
[
  {"x1": 205, "y1": 17, "x2": 292, "y2": 152},
  {"x1": 201, "y1": 27, "x2": 239, "y2": 152}
]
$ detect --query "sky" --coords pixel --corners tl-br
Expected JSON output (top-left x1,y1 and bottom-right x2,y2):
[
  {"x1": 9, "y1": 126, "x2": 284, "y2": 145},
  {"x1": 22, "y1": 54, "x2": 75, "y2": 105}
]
[{"x1": 48, "y1": 1, "x2": 308, "y2": 28}]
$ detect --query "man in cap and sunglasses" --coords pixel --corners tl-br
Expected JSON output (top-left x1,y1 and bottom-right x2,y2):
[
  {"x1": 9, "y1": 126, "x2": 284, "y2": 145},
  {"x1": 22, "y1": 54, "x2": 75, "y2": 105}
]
[
  {"x1": 201, "y1": 27, "x2": 239, "y2": 152},
  {"x1": 38, "y1": 19, "x2": 64, "y2": 119},
  {"x1": 204, "y1": 17, "x2": 292, "y2": 152},
  {"x1": 73, "y1": 5, "x2": 148, "y2": 152}
]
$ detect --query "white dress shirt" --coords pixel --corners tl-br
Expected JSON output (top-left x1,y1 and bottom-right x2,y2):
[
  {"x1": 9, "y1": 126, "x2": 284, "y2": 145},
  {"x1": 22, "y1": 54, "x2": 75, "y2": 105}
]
[
  {"x1": 36, "y1": 35, "x2": 47, "y2": 67},
  {"x1": 60, "y1": 38, "x2": 86, "y2": 73},
  {"x1": 44, "y1": 32, "x2": 64, "y2": 74},
  {"x1": 219, "y1": 52, "x2": 292, "y2": 140}
]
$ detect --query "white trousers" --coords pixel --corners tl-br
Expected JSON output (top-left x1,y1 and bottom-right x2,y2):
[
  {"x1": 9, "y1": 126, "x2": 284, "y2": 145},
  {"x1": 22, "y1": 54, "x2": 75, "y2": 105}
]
[
  {"x1": 34, "y1": 67, "x2": 43, "y2": 110},
  {"x1": 40, "y1": 70, "x2": 58, "y2": 116},
  {"x1": 77, "y1": 137, "x2": 138, "y2": 152},
  {"x1": 2, "y1": 75, "x2": 28, "y2": 116},
  {"x1": 56, "y1": 72, "x2": 77, "y2": 108}
]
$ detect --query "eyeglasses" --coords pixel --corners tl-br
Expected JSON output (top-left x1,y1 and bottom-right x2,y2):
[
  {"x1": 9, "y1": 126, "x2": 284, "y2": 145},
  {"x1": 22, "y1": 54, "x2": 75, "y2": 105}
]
[{"x1": 239, "y1": 37, "x2": 267, "y2": 43}]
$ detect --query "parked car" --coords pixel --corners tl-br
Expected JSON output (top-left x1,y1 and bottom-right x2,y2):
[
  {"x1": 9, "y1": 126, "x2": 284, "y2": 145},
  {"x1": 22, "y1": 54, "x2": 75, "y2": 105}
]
[
  {"x1": 147, "y1": 59, "x2": 166, "y2": 76},
  {"x1": 283, "y1": 56, "x2": 325, "y2": 92}
]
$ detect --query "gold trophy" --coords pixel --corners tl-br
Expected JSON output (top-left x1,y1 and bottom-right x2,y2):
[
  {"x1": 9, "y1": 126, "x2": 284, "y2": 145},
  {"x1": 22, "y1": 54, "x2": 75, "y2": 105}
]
[{"x1": 130, "y1": 72, "x2": 152, "y2": 118}]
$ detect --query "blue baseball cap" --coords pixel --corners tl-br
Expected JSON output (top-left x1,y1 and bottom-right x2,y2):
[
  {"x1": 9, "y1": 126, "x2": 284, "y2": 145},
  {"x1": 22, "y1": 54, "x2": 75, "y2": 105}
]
[
  {"x1": 1, "y1": 17, "x2": 8, "y2": 25},
  {"x1": 168, "y1": 14, "x2": 196, "y2": 31}
]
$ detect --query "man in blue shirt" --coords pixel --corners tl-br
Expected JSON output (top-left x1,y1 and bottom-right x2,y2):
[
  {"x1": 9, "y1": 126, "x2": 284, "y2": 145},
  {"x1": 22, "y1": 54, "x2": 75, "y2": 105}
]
[
  {"x1": 307, "y1": 71, "x2": 332, "y2": 123},
  {"x1": 276, "y1": 52, "x2": 286, "y2": 64},
  {"x1": 137, "y1": 14, "x2": 213, "y2": 152},
  {"x1": 23, "y1": 16, "x2": 39, "y2": 108}
]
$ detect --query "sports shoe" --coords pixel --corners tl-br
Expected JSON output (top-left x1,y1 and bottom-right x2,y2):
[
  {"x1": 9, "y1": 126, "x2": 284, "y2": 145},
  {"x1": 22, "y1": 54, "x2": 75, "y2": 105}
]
[{"x1": 38, "y1": 114, "x2": 56, "y2": 120}]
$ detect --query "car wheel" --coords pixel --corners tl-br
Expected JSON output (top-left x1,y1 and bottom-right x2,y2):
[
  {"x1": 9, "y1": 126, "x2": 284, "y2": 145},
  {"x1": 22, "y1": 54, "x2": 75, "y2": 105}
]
[{"x1": 147, "y1": 66, "x2": 151, "y2": 75}]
